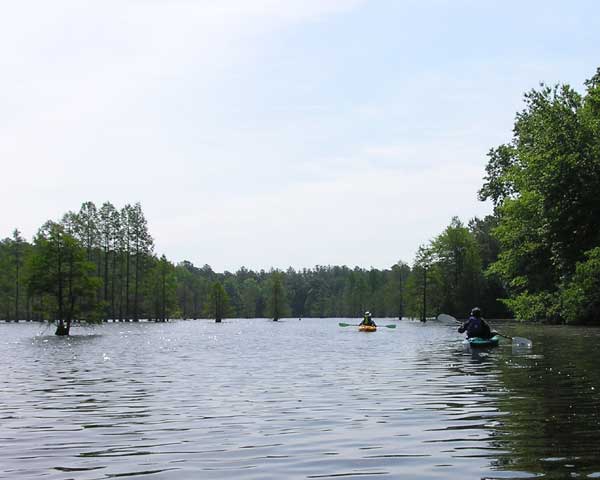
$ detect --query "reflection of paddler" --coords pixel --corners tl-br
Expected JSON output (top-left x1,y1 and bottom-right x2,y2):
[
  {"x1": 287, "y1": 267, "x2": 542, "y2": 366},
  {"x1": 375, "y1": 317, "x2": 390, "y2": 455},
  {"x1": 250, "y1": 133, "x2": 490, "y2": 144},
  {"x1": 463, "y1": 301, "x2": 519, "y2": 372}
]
[{"x1": 359, "y1": 311, "x2": 376, "y2": 327}]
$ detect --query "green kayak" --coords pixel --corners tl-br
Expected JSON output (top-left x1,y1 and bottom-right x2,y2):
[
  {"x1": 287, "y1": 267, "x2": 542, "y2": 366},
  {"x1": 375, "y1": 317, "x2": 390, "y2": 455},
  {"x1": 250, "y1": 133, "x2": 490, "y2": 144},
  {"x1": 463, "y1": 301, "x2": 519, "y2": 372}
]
[{"x1": 467, "y1": 335, "x2": 500, "y2": 348}]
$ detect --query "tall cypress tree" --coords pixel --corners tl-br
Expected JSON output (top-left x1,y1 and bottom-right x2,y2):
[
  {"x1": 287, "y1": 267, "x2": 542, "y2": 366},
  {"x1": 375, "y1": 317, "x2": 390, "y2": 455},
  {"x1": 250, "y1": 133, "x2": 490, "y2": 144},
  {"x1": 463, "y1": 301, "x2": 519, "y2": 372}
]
[
  {"x1": 209, "y1": 282, "x2": 228, "y2": 323},
  {"x1": 129, "y1": 203, "x2": 153, "y2": 321},
  {"x1": 98, "y1": 202, "x2": 120, "y2": 320},
  {"x1": 120, "y1": 204, "x2": 133, "y2": 320},
  {"x1": 12, "y1": 229, "x2": 25, "y2": 321}
]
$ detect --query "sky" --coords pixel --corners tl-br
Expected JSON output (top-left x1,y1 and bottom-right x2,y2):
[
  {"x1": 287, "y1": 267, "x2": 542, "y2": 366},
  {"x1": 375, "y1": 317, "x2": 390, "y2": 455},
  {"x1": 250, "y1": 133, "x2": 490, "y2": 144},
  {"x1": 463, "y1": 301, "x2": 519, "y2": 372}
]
[{"x1": 2, "y1": 0, "x2": 599, "y2": 272}]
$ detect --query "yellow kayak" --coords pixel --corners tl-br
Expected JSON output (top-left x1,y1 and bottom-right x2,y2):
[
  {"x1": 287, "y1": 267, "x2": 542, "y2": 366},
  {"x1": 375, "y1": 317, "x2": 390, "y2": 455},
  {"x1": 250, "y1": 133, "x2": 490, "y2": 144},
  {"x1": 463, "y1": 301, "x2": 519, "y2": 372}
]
[{"x1": 358, "y1": 325, "x2": 377, "y2": 332}]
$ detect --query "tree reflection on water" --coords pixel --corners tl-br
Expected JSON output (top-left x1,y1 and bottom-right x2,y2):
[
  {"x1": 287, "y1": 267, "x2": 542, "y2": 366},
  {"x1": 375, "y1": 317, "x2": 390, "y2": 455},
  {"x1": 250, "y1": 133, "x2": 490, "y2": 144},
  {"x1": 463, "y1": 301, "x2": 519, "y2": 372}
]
[{"x1": 491, "y1": 325, "x2": 600, "y2": 478}]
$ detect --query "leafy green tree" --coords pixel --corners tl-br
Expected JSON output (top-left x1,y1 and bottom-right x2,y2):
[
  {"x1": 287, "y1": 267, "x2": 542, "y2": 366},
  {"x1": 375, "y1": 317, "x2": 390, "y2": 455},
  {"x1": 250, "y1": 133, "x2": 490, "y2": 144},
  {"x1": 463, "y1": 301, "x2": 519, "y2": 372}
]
[
  {"x1": 304, "y1": 278, "x2": 328, "y2": 317},
  {"x1": 468, "y1": 216, "x2": 510, "y2": 318},
  {"x1": 98, "y1": 202, "x2": 120, "y2": 319},
  {"x1": 60, "y1": 210, "x2": 79, "y2": 235},
  {"x1": 75, "y1": 201, "x2": 99, "y2": 264},
  {"x1": 27, "y1": 221, "x2": 101, "y2": 335},
  {"x1": 367, "y1": 268, "x2": 387, "y2": 317},
  {"x1": 410, "y1": 246, "x2": 437, "y2": 321},
  {"x1": 403, "y1": 270, "x2": 420, "y2": 319},
  {"x1": 0, "y1": 231, "x2": 30, "y2": 321},
  {"x1": 119, "y1": 204, "x2": 133, "y2": 320},
  {"x1": 175, "y1": 261, "x2": 194, "y2": 319},
  {"x1": 147, "y1": 255, "x2": 177, "y2": 321},
  {"x1": 207, "y1": 282, "x2": 229, "y2": 322},
  {"x1": 191, "y1": 275, "x2": 209, "y2": 319},
  {"x1": 267, "y1": 271, "x2": 289, "y2": 321},
  {"x1": 11, "y1": 229, "x2": 26, "y2": 320},
  {"x1": 285, "y1": 268, "x2": 307, "y2": 317},
  {"x1": 0, "y1": 238, "x2": 13, "y2": 319},
  {"x1": 343, "y1": 270, "x2": 369, "y2": 317},
  {"x1": 480, "y1": 68, "x2": 600, "y2": 322},
  {"x1": 130, "y1": 202, "x2": 153, "y2": 321},
  {"x1": 386, "y1": 261, "x2": 411, "y2": 319},
  {"x1": 560, "y1": 247, "x2": 600, "y2": 324},
  {"x1": 240, "y1": 278, "x2": 260, "y2": 318},
  {"x1": 429, "y1": 217, "x2": 483, "y2": 317},
  {"x1": 223, "y1": 276, "x2": 241, "y2": 317}
]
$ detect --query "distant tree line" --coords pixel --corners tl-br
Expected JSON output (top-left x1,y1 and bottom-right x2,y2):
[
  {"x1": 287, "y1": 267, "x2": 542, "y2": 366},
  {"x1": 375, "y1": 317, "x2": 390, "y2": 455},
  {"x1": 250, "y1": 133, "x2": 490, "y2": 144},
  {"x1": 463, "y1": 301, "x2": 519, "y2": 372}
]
[
  {"x1": 0, "y1": 200, "x2": 510, "y2": 335},
  {"x1": 2, "y1": 68, "x2": 599, "y2": 331}
]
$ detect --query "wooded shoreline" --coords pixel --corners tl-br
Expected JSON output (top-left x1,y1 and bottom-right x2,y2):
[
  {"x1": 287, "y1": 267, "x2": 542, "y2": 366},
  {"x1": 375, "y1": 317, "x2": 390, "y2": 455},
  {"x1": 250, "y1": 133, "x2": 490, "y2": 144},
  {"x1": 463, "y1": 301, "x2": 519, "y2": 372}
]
[{"x1": 2, "y1": 67, "x2": 600, "y2": 333}]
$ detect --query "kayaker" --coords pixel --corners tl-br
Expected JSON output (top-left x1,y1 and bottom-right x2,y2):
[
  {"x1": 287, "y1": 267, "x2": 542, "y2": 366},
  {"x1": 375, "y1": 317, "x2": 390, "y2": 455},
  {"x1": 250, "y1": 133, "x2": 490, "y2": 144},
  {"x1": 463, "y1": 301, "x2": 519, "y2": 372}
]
[
  {"x1": 359, "y1": 311, "x2": 377, "y2": 327},
  {"x1": 458, "y1": 307, "x2": 492, "y2": 339}
]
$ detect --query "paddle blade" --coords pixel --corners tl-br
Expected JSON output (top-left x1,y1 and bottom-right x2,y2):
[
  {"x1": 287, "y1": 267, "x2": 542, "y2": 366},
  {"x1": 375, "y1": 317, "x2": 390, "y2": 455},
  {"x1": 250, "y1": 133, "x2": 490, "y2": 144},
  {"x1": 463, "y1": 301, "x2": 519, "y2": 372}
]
[
  {"x1": 512, "y1": 336, "x2": 532, "y2": 348},
  {"x1": 384, "y1": 324, "x2": 396, "y2": 328},
  {"x1": 437, "y1": 313, "x2": 458, "y2": 323}
]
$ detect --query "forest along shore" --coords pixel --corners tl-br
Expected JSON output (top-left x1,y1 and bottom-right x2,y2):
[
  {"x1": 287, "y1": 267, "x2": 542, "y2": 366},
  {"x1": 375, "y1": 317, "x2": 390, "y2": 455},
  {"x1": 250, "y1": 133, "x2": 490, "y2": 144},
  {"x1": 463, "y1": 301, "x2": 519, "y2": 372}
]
[{"x1": 1, "y1": 68, "x2": 600, "y2": 332}]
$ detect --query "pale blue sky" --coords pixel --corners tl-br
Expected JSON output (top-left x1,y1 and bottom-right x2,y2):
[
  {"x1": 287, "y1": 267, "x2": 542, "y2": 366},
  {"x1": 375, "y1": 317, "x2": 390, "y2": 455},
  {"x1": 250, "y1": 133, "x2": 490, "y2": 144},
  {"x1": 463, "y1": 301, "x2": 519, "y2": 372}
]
[{"x1": 2, "y1": 0, "x2": 599, "y2": 271}]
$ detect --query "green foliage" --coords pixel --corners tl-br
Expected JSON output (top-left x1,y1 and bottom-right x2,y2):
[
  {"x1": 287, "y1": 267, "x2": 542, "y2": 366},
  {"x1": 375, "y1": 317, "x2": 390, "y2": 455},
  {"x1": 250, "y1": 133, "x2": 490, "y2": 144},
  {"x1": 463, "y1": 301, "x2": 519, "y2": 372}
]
[
  {"x1": 266, "y1": 271, "x2": 290, "y2": 320},
  {"x1": 207, "y1": 282, "x2": 229, "y2": 322},
  {"x1": 98, "y1": 201, "x2": 121, "y2": 319},
  {"x1": 1, "y1": 202, "x2": 513, "y2": 325},
  {"x1": 27, "y1": 221, "x2": 101, "y2": 334},
  {"x1": 480, "y1": 67, "x2": 600, "y2": 322},
  {"x1": 6, "y1": 71, "x2": 600, "y2": 326},
  {"x1": 385, "y1": 262, "x2": 411, "y2": 319},
  {"x1": 561, "y1": 247, "x2": 600, "y2": 324},
  {"x1": 468, "y1": 216, "x2": 510, "y2": 318},
  {"x1": 147, "y1": 255, "x2": 177, "y2": 321},
  {"x1": 406, "y1": 246, "x2": 437, "y2": 320},
  {"x1": 0, "y1": 239, "x2": 14, "y2": 319},
  {"x1": 240, "y1": 278, "x2": 260, "y2": 318},
  {"x1": 430, "y1": 217, "x2": 482, "y2": 316},
  {"x1": 478, "y1": 144, "x2": 519, "y2": 206},
  {"x1": 488, "y1": 192, "x2": 556, "y2": 294},
  {"x1": 0, "y1": 230, "x2": 30, "y2": 321},
  {"x1": 404, "y1": 217, "x2": 502, "y2": 320},
  {"x1": 223, "y1": 276, "x2": 241, "y2": 318},
  {"x1": 502, "y1": 291, "x2": 561, "y2": 323}
]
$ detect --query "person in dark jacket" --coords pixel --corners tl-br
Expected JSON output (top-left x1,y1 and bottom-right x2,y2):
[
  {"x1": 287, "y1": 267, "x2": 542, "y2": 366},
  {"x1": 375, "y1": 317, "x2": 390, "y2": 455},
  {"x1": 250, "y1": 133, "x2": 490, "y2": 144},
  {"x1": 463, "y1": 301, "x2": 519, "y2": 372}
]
[
  {"x1": 359, "y1": 311, "x2": 377, "y2": 327},
  {"x1": 458, "y1": 307, "x2": 492, "y2": 339}
]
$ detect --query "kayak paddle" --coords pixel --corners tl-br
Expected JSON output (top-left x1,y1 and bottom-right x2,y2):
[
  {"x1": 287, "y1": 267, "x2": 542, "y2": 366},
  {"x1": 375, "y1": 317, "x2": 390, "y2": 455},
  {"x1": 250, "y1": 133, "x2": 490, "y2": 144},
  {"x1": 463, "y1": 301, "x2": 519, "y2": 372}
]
[
  {"x1": 338, "y1": 322, "x2": 396, "y2": 328},
  {"x1": 438, "y1": 313, "x2": 532, "y2": 348},
  {"x1": 493, "y1": 332, "x2": 532, "y2": 348},
  {"x1": 436, "y1": 313, "x2": 458, "y2": 324}
]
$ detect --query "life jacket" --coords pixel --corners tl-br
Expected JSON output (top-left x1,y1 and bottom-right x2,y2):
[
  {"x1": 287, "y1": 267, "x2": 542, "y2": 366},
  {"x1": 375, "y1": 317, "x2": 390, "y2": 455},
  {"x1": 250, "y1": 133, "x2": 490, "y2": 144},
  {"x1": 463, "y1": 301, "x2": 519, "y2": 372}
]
[{"x1": 467, "y1": 316, "x2": 490, "y2": 338}]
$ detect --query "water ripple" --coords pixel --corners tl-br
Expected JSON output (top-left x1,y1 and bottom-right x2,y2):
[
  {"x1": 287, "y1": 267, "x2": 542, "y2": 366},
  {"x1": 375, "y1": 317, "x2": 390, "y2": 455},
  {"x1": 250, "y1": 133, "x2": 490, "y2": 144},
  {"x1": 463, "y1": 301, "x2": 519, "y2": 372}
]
[{"x1": 1, "y1": 319, "x2": 600, "y2": 479}]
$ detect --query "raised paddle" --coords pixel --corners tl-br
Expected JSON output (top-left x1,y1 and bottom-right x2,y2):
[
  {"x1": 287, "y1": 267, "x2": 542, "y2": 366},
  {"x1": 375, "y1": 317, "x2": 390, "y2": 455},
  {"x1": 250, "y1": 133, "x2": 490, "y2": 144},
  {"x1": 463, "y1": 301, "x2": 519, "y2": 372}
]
[
  {"x1": 436, "y1": 313, "x2": 459, "y2": 324},
  {"x1": 437, "y1": 313, "x2": 532, "y2": 348},
  {"x1": 338, "y1": 322, "x2": 396, "y2": 328}
]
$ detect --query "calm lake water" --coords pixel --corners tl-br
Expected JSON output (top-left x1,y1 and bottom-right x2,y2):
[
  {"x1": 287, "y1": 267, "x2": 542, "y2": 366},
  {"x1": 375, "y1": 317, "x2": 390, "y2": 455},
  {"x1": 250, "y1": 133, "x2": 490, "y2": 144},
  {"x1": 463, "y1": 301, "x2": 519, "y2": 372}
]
[{"x1": 1, "y1": 318, "x2": 600, "y2": 480}]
